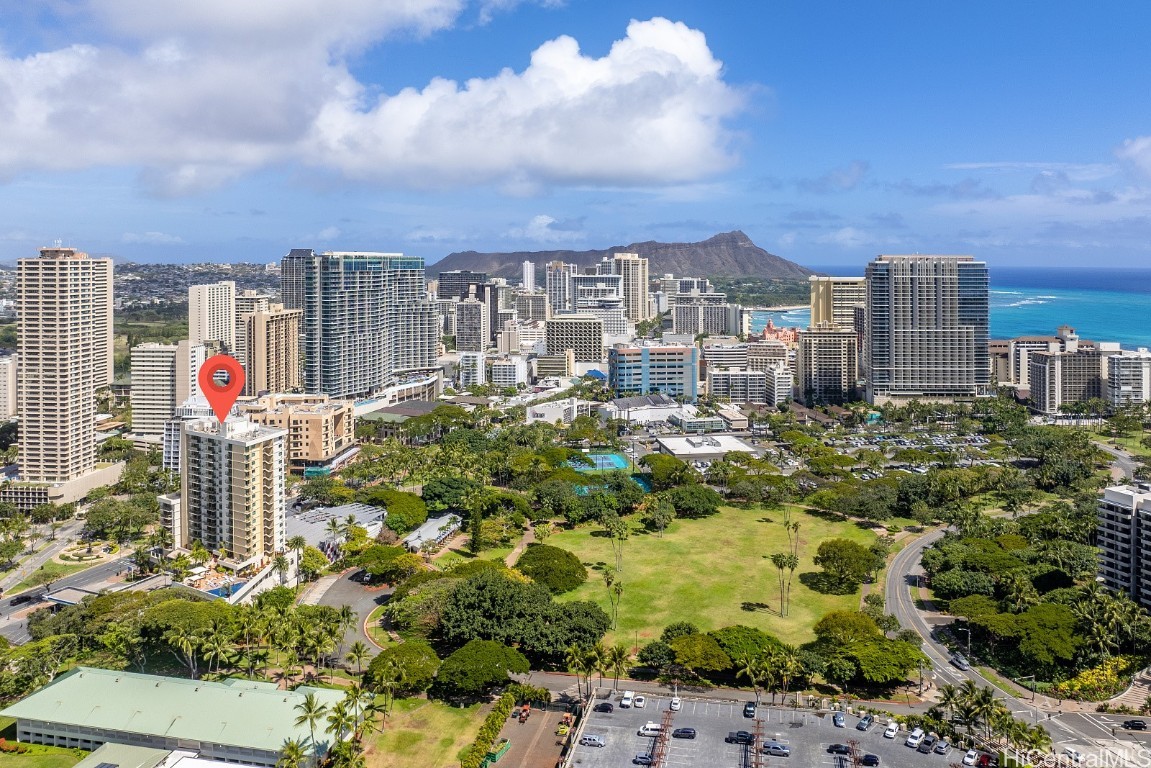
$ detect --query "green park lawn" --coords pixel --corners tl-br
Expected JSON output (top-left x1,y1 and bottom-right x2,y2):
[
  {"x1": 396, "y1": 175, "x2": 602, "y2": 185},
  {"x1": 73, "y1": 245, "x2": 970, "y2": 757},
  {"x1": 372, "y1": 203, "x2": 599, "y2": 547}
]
[
  {"x1": 550, "y1": 504, "x2": 879, "y2": 647},
  {"x1": 368, "y1": 698, "x2": 484, "y2": 768},
  {"x1": 434, "y1": 546, "x2": 512, "y2": 570}
]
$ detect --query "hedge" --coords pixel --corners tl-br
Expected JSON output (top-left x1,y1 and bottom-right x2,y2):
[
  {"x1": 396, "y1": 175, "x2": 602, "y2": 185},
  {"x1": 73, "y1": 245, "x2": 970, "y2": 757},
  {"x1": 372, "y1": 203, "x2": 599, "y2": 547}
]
[{"x1": 460, "y1": 692, "x2": 516, "y2": 768}]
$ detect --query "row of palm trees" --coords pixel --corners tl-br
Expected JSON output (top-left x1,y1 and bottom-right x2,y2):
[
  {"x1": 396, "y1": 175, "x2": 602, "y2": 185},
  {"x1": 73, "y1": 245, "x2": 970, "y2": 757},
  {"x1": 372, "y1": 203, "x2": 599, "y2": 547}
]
[
  {"x1": 159, "y1": 601, "x2": 367, "y2": 684},
  {"x1": 565, "y1": 643, "x2": 633, "y2": 699},
  {"x1": 932, "y1": 680, "x2": 1052, "y2": 755},
  {"x1": 279, "y1": 686, "x2": 386, "y2": 768},
  {"x1": 734, "y1": 645, "x2": 804, "y2": 705}
]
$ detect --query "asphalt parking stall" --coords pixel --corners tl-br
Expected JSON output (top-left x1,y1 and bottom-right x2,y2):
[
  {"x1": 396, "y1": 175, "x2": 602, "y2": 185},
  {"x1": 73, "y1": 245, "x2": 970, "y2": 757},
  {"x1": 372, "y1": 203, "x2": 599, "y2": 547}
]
[{"x1": 571, "y1": 693, "x2": 977, "y2": 768}]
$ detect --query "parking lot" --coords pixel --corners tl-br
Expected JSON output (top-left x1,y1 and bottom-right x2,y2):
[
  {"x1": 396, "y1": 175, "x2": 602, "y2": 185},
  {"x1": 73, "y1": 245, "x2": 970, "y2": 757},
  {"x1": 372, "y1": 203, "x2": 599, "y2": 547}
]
[{"x1": 571, "y1": 692, "x2": 978, "y2": 768}]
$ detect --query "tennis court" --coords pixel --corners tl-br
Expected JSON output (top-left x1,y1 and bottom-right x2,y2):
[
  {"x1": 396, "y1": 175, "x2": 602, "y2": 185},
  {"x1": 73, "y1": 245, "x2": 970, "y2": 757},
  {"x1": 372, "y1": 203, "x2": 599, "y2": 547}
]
[{"x1": 572, "y1": 452, "x2": 630, "y2": 472}]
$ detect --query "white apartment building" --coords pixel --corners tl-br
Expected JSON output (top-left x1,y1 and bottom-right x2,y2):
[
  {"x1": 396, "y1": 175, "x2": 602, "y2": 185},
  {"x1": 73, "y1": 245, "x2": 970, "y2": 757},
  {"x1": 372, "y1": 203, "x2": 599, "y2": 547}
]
[
  {"x1": 747, "y1": 340, "x2": 790, "y2": 372},
  {"x1": 1098, "y1": 483, "x2": 1151, "y2": 608},
  {"x1": 613, "y1": 252, "x2": 651, "y2": 322},
  {"x1": 130, "y1": 344, "x2": 179, "y2": 437},
  {"x1": 522, "y1": 260, "x2": 536, "y2": 291},
  {"x1": 179, "y1": 417, "x2": 286, "y2": 569},
  {"x1": 545, "y1": 315, "x2": 604, "y2": 362},
  {"x1": 0, "y1": 354, "x2": 16, "y2": 418},
  {"x1": 490, "y1": 356, "x2": 529, "y2": 388},
  {"x1": 17, "y1": 247, "x2": 114, "y2": 484},
  {"x1": 702, "y1": 343, "x2": 749, "y2": 370},
  {"x1": 458, "y1": 352, "x2": 486, "y2": 388},
  {"x1": 545, "y1": 261, "x2": 578, "y2": 314},
  {"x1": 162, "y1": 397, "x2": 213, "y2": 473},
  {"x1": 1108, "y1": 349, "x2": 1151, "y2": 408},
  {"x1": 189, "y1": 281, "x2": 237, "y2": 352},
  {"x1": 707, "y1": 369, "x2": 768, "y2": 405}
]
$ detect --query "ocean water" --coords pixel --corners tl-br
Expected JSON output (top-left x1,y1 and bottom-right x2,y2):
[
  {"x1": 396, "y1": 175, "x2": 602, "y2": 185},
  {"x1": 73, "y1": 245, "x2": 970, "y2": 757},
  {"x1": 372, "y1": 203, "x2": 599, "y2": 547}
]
[{"x1": 749, "y1": 267, "x2": 1151, "y2": 349}]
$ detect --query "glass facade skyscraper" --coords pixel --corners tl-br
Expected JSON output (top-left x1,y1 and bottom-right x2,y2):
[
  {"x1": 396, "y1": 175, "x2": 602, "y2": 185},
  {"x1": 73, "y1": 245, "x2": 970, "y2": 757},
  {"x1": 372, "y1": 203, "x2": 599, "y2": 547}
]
[{"x1": 295, "y1": 251, "x2": 437, "y2": 400}]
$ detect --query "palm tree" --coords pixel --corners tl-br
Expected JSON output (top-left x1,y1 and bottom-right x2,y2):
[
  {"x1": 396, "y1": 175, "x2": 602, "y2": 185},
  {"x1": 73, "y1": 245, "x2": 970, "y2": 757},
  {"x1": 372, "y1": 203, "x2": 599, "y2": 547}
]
[
  {"x1": 736, "y1": 655, "x2": 767, "y2": 706},
  {"x1": 277, "y1": 738, "x2": 308, "y2": 768},
  {"x1": 937, "y1": 683, "x2": 961, "y2": 722},
  {"x1": 346, "y1": 641, "x2": 370, "y2": 676},
  {"x1": 294, "y1": 692, "x2": 329, "y2": 757},
  {"x1": 165, "y1": 626, "x2": 202, "y2": 678},
  {"x1": 190, "y1": 540, "x2": 211, "y2": 566},
  {"x1": 775, "y1": 644, "x2": 802, "y2": 705},
  {"x1": 273, "y1": 553, "x2": 291, "y2": 586},
  {"x1": 607, "y1": 644, "x2": 631, "y2": 691},
  {"x1": 326, "y1": 700, "x2": 355, "y2": 744},
  {"x1": 564, "y1": 645, "x2": 596, "y2": 700},
  {"x1": 287, "y1": 535, "x2": 308, "y2": 587}
]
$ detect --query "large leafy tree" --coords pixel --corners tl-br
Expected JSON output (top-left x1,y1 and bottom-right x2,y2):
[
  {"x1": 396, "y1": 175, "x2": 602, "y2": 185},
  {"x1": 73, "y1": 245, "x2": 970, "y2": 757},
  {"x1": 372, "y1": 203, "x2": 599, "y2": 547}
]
[
  {"x1": 514, "y1": 543, "x2": 587, "y2": 594},
  {"x1": 434, "y1": 640, "x2": 529, "y2": 698},
  {"x1": 812, "y1": 538, "x2": 880, "y2": 593}
]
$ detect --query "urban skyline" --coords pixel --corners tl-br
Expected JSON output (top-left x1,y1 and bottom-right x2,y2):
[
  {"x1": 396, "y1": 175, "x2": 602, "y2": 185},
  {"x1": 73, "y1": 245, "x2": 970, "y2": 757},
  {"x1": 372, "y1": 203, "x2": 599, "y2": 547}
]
[{"x1": 2, "y1": 3, "x2": 1151, "y2": 268}]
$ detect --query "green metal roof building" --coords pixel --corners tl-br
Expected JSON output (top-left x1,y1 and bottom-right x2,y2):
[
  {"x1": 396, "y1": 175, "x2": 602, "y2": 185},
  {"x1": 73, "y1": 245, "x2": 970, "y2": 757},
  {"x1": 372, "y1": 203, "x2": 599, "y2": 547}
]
[{"x1": 0, "y1": 667, "x2": 346, "y2": 766}]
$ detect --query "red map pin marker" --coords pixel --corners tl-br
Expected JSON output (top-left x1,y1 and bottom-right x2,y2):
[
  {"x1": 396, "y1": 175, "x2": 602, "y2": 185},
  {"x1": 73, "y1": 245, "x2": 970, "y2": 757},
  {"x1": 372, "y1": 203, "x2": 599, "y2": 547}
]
[{"x1": 198, "y1": 354, "x2": 246, "y2": 423}]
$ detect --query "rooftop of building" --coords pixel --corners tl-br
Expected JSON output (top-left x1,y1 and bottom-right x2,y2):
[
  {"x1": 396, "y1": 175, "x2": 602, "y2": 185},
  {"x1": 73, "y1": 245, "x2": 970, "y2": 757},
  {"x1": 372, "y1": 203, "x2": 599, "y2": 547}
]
[
  {"x1": 656, "y1": 434, "x2": 757, "y2": 456},
  {"x1": 358, "y1": 400, "x2": 441, "y2": 422},
  {"x1": 73, "y1": 742, "x2": 172, "y2": 768},
  {"x1": 287, "y1": 503, "x2": 387, "y2": 545},
  {"x1": 0, "y1": 667, "x2": 345, "y2": 753},
  {"x1": 606, "y1": 393, "x2": 678, "y2": 410}
]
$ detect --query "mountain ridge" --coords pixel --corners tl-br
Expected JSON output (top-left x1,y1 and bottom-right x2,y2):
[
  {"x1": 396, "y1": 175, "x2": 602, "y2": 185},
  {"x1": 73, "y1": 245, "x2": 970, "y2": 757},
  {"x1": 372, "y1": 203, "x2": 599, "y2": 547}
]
[{"x1": 431, "y1": 231, "x2": 816, "y2": 280}]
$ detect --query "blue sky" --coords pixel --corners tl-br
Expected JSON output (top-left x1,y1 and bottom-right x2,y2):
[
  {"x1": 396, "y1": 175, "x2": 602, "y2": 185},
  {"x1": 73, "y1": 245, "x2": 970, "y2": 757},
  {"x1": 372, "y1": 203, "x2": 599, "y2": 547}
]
[{"x1": 2, "y1": 1, "x2": 1151, "y2": 269}]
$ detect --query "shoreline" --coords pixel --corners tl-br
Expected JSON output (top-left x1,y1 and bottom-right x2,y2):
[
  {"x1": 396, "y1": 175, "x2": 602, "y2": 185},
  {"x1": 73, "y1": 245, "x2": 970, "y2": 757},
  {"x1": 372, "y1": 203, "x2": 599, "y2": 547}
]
[{"x1": 745, "y1": 304, "x2": 808, "y2": 312}]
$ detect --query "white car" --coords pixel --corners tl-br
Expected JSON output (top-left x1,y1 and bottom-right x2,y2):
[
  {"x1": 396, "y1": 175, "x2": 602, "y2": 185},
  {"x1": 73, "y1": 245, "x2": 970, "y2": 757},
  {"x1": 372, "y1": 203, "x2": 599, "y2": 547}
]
[
  {"x1": 1064, "y1": 748, "x2": 1083, "y2": 764},
  {"x1": 883, "y1": 722, "x2": 898, "y2": 739},
  {"x1": 669, "y1": 696, "x2": 681, "y2": 711},
  {"x1": 962, "y1": 749, "x2": 978, "y2": 766},
  {"x1": 633, "y1": 695, "x2": 646, "y2": 708}
]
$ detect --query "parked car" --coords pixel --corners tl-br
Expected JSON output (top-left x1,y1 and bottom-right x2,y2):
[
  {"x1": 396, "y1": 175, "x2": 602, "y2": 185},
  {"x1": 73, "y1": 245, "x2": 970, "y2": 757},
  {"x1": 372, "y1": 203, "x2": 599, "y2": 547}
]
[
  {"x1": 671, "y1": 728, "x2": 696, "y2": 740},
  {"x1": 934, "y1": 739, "x2": 951, "y2": 755},
  {"x1": 857, "y1": 714, "x2": 874, "y2": 731},
  {"x1": 833, "y1": 712, "x2": 845, "y2": 728},
  {"x1": 725, "y1": 731, "x2": 756, "y2": 745},
  {"x1": 744, "y1": 701, "x2": 757, "y2": 718},
  {"x1": 761, "y1": 741, "x2": 791, "y2": 757},
  {"x1": 827, "y1": 744, "x2": 851, "y2": 755},
  {"x1": 620, "y1": 691, "x2": 634, "y2": 708},
  {"x1": 962, "y1": 749, "x2": 979, "y2": 766},
  {"x1": 592, "y1": 702, "x2": 613, "y2": 713},
  {"x1": 633, "y1": 695, "x2": 646, "y2": 708},
  {"x1": 861, "y1": 755, "x2": 880, "y2": 766},
  {"x1": 669, "y1": 696, "x2": 681, "y2": 711},
  {"x1": 578, "y1": 735, "x2": 606, "y2": 748},
  {"x1": 1123, "y1": 720, "x2": 1147, "y2": 730},
  {"x1": 917, "y1": 734, "x2": 938, "y2": 754},
  {"x1": 883, "y1": 722, "x2": 899, "y2": 739},
  {"x1": 633, "y1": 755, "x2": 654, "y2": 766}
]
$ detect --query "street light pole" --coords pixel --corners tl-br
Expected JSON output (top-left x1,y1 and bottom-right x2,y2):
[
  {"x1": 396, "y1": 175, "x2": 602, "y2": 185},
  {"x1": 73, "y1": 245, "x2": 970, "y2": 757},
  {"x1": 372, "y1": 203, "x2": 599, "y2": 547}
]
[{"x1": 958, "y1": 626, "x2": 971, "y2": 654}]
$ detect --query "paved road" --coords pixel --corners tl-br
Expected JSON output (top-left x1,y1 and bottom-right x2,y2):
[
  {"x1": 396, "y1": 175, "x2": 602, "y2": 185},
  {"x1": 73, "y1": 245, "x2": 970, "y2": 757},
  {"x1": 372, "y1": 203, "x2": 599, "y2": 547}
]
[
  {"x1": 316, "y1": 568, "x2": 391, "y2": 655},
  {"x1": 886, "y1": 527, "x2": 1149, "y2": 765},
  {"x1": 1095, "y1": 442, "x2": 1138, "y2": 479},
  {"x1": 0, "y1": 554, "x2": 135, "y2": 645},
  {"x1": 0, "y1": 519, "x2": 87, "y2": 594}
]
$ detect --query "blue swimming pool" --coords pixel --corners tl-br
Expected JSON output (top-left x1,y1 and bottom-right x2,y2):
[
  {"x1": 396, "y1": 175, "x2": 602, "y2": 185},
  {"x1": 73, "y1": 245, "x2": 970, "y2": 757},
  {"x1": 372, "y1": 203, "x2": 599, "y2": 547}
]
[{"x1": 206, "y1": 582, "x2": 245, "y2": 598}]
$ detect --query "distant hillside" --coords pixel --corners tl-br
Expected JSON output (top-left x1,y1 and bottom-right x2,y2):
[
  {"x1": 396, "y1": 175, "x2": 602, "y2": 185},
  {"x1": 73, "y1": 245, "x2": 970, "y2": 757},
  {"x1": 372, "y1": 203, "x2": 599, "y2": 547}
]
[{"x1": 431, "y1": 231, "x2": 816, "y2": 280}]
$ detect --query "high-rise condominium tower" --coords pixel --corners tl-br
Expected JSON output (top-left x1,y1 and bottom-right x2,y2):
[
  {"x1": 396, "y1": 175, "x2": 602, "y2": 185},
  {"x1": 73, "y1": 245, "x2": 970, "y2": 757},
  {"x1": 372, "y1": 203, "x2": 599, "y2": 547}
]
[
  {"x1": 864, "y1": 255, "x2": 989, "y2": 404},
  {"x1": 279, "y1": 249, "x2": 312, "y2": 311},
  {"x1": 244, "y1": 305, "x2": 303, "y2": 396},
  {"x1": 130, "y1": 341, "x2": 207, "y2": 438},
  {"x1": 809, "y1": 276, "x2": 866, "y2": 331},
  {"x1": 189, "y1": 281, "x2": 237, "y2": 352},
  {"x1": 234, "y1": 289, "x2": 273, "y2": 373},
  {"x1": 613, "y1": 252, "x2": 650, "y2": 322},
  {"x1": 179, "y1": 417, "x2": 286, "y2": 567},
  {"x1": 296, "y1": 251, "x2": 437, "y2": 399},
  {"x1": 17, "y1": 247, "x2": 113, "y2": 483},
  {"x1": 521, "y1": 260, "x2": 536, "y2": 291},
  {"x1": 545, "y1": 261, "x2": 577, "y2": 314}
]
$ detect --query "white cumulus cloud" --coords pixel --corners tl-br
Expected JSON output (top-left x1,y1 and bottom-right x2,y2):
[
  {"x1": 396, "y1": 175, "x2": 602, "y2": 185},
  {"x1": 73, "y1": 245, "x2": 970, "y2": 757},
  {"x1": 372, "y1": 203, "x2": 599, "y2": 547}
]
[
  {"x1": 0, "y1": 8, "x2": 743, "y2": 195},
  {"x1": 505, "y1": 214, "x2": 585, "y2": 243}
]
